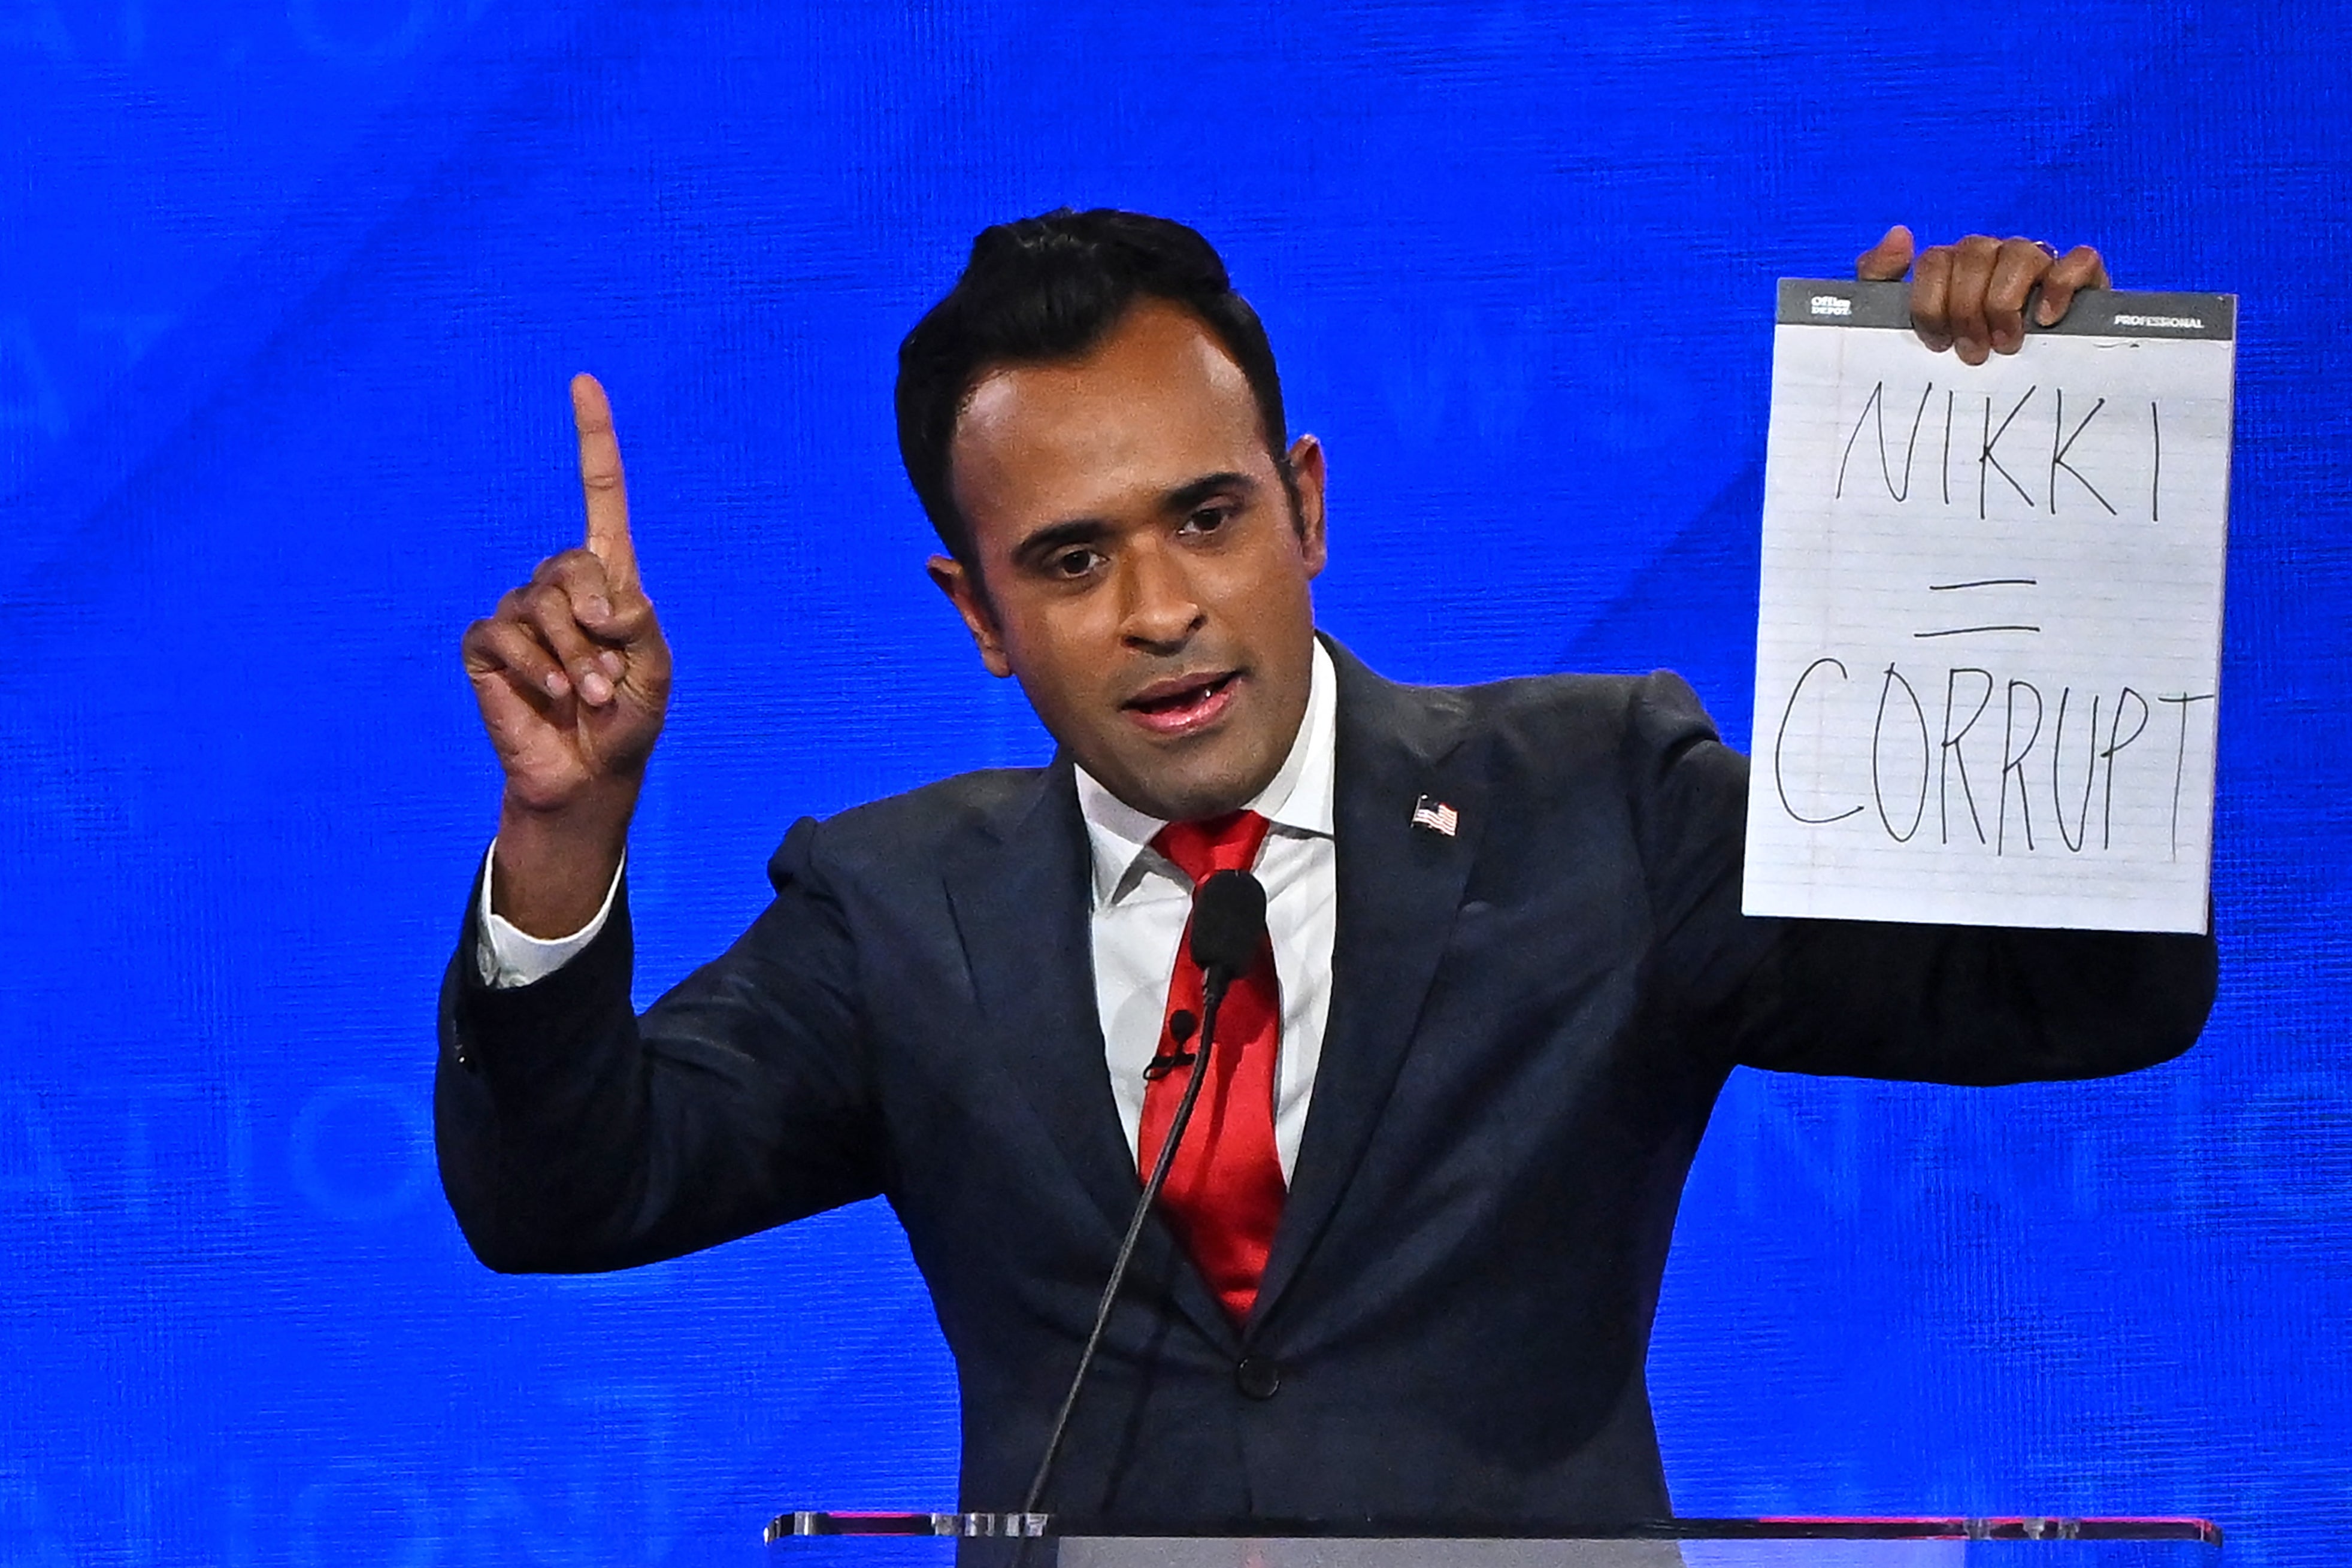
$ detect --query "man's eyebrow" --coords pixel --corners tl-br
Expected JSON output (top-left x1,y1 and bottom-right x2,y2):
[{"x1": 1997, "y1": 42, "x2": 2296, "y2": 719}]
[
  {"x1": 1009, "y1": 517, "x2": 1110, "y2": 569},
  {"x1": 1165, "y1": 471, "x2": 1259, "y2": 513}
]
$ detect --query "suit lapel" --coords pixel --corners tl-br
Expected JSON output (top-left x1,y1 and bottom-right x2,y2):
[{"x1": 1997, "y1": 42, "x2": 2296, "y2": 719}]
[
  {"x1": 940, "y1": 759, "x2": 1240, "y2": 1351},
  {"x1": 1250, "y1": 641, "x2": 1488, "y2": 1331}
]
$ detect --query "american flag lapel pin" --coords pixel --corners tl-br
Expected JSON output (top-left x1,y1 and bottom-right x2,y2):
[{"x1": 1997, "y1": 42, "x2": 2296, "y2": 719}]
[{"x1": 1410, "y1": 795, "x2": 1459, "y2": 837}]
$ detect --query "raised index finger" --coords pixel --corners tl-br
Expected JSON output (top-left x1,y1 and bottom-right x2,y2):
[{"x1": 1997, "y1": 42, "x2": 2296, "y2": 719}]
[{"x1": 570, "y1": 373, "x2": 637, "y2": 594}]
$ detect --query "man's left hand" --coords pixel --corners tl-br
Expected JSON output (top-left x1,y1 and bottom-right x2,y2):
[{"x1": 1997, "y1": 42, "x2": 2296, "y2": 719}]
[{"x1": 1856, "y1": 225, "x2": 2110, "y2": 365}]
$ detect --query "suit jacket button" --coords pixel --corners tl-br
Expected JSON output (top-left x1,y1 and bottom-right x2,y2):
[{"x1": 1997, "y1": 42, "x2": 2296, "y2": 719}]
[{"x1": 1235, "y1": 1357, "x2": 1281, "y2": 1400}]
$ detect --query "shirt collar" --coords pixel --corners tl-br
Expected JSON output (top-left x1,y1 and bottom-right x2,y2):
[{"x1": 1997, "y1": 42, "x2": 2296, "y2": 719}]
[{"x1": 1074, "y1": 639, "x2": 1337, "y2": 907}]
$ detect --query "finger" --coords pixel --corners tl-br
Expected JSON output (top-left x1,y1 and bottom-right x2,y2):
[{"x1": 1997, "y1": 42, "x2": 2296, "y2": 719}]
[
  {"x1": 1985, "y1": 238, "x2": 2052, "y2": 355},
  {"x1": 488, "y1": 587, "x2": 579, "y2": 699},
  {"x1": 1944, "y1": 235, "x2": 2000, "y2": 365},
  {"x1": 468, "y1": 659, "x2": 556, "y2": 755},
  {"x1": 514, "y1": 580, "x2": 620, "y2": 707},
  {"x1": 571, "y1": 373, "x2": 638, "y2": 595},
  {"x1": 528, "y1": 549, "x2": 656, "y2": 684},
  {"x1": 1908, "y1": 245, "x2": 1956, "y2": 352},
  {"x1": 529, "y1": 547, "x2": 634, "y2": 643},
  {"x1": 529, "y1": 547, "x2": 658, "y2": 667},
  {"x1": 464, "y1": 619, "x2": 582, "y2": 771},
  {"x1": 464, "y1": 615, "x2": 572, "y2": 706},
  {"x1": 1855, "y1": 224, "x2": 1915, "y2": 282},
  {"x1": 2037, "y1": 244, "x2": 2109, "y2": 325}
]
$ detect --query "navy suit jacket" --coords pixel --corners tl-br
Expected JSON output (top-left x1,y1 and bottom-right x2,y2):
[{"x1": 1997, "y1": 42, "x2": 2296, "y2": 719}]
[{"x1": 436, "y1": 639, "x2": 2216, "y2": 1525}]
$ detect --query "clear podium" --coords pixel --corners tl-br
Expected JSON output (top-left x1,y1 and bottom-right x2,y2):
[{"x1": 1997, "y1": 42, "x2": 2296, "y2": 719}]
[{"x1": 765, "y1": 1513, "x2": 2221, "y2": 1565}]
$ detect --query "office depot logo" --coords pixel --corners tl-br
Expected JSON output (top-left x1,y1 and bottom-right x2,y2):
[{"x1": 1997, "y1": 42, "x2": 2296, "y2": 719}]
[{"x1": 1810, "y1": 295, "x2": 1854, "y2": 317}]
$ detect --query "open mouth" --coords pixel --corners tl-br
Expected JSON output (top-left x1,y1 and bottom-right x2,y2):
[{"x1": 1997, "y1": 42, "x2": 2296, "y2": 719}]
[{"x1": 1123, "y1": 671, "x2": 1242, "y2": 736}]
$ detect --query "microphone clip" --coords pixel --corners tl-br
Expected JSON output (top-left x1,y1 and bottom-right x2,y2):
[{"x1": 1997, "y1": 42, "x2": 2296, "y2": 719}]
[{"x1": 1141, "y1": 1009, "x2": 1199, "y2": 1081}]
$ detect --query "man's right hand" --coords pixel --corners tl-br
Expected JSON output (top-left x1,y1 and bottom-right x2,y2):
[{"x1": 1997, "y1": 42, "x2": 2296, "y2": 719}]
[{"x1": 461, "y1": 374, "x2": 673, "y2": 937}]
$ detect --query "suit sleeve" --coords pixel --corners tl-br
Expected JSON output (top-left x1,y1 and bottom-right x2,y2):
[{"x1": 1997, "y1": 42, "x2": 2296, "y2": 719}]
[
  {"x1": 1625, "y1": 670, "x2": 2219, "y2": 1085},
  {"x1": 434, "y1": 818, "x2": 885, "y2": 1273}
]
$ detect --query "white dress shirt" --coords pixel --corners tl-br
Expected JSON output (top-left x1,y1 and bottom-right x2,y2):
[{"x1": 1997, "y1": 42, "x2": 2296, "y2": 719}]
[
  {"x1": 476, "y1": 643, "x2": 1341, "y2": 1182},
  {"x1": 1076, "y1": 641, "x2": 1336, "y2": 1181}
]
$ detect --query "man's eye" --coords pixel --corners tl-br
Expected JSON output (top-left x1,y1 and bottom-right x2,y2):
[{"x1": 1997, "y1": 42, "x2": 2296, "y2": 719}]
[
  {"x1": 1048, "y1": 547, "x2": 1102, "y2": 577},
  {"x1": 1183, "y1": 504, "x2": 1235, "y2": 534}
]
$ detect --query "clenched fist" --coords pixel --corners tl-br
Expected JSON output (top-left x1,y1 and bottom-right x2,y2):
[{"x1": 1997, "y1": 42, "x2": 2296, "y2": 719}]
[{"x1": 462, "y1": 374, "x2": 673, "y2": 936}]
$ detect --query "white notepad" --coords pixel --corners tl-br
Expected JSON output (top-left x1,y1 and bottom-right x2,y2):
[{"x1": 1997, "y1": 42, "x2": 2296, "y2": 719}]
[{"x1": 1742, "y1": 280, "x2": 2235, "y2": 933}]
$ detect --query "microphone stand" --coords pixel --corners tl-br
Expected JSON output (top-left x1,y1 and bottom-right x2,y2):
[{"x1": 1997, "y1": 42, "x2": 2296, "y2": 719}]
[{"x1": 1018, "y1": 965, "x2": 1239, "y2": 1522}]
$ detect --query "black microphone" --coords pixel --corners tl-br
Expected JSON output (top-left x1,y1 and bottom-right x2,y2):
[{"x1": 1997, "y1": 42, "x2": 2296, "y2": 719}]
[
  {"x1": 1189, "y1": 868, "x2": 1269, "y2": 992},
  {"x1": 1140, "y1": 876, "x2": 1269, "y2": 1080},
  {"x1": 1019, "y1": 871, "x2": 1270, "y2": 1521}
]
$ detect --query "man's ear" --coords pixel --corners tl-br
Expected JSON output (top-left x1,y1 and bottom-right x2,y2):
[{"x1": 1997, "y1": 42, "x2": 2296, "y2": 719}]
[
  {"x1": 927, "y1": 555, "x2": 1015, "y2": 678},
  {"x1": 1287, "y1": 434, "x2": 1329, "y2": 578}
]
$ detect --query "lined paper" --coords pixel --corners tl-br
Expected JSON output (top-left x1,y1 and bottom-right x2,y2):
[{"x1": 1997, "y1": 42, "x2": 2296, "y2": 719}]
[{"x1": 1742, "y1": 280, "x2": 2235, "y2": 933}]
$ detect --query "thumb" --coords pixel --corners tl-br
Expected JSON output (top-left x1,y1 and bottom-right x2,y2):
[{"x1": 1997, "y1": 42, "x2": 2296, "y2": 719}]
[{"x1": 1855, "y1": 224, "x2": 1915, "y2": 282}]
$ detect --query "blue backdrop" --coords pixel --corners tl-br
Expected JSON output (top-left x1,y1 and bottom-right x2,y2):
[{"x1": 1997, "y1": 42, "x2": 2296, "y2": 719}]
[{"x1": 6, "y1": 2, "x2": 2348, "y2": 1563}]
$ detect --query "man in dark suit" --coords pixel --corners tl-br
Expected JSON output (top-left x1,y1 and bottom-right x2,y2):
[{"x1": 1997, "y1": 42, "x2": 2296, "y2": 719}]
[{"x1": 438, "y1": 210, "x2": 2214, "y2": 1524}]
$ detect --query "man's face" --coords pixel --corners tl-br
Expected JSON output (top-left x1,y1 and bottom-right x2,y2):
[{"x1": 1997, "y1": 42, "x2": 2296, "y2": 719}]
[{"x1": 929, "y1": 299, "x2": 1328, "y2": 824}]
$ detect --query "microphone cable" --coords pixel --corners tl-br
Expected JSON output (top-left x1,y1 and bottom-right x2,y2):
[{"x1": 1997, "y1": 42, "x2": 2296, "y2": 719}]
[{"x1": 1018, "y1": 869, "x2": 1268, "y2": 1522}]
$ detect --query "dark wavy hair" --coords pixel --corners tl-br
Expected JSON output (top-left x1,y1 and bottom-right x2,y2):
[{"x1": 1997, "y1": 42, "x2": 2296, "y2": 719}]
[{"x1": 895, "y1": 208, "x2": 1291, "y2": 579}]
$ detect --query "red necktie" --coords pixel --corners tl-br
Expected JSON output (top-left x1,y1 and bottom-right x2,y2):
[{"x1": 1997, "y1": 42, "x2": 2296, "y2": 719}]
[{"x1": 1137, "y1": 810, "x2": 1287, "y2": 1322}]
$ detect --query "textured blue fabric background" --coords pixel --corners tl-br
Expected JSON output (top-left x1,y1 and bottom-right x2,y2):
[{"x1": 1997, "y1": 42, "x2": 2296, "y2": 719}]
[{"x1": 4, "y1": 2, "x2": 2347, "y2": 1563}]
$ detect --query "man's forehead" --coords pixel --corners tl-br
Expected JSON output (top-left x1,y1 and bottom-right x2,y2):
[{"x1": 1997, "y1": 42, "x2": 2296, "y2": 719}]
[{"x1": 949, "y1": 303, "x2": 1269, "y2": 524}]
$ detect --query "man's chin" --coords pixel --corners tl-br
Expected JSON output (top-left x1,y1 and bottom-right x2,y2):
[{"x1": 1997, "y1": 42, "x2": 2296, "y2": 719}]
[{"x1": 1093, "y1": 747, "x2": 1276, "y2": 825}]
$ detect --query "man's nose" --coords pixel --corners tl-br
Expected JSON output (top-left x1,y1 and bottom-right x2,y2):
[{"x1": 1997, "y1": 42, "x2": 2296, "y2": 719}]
[{"x1": 1116, "y1": 538, "x2": 1206, "y2": 650}]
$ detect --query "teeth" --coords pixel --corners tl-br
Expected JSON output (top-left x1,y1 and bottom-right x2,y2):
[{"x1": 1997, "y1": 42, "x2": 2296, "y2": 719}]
[{"x1": 1143, "y1": 680, "x2": 1215, "y2": 711}]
